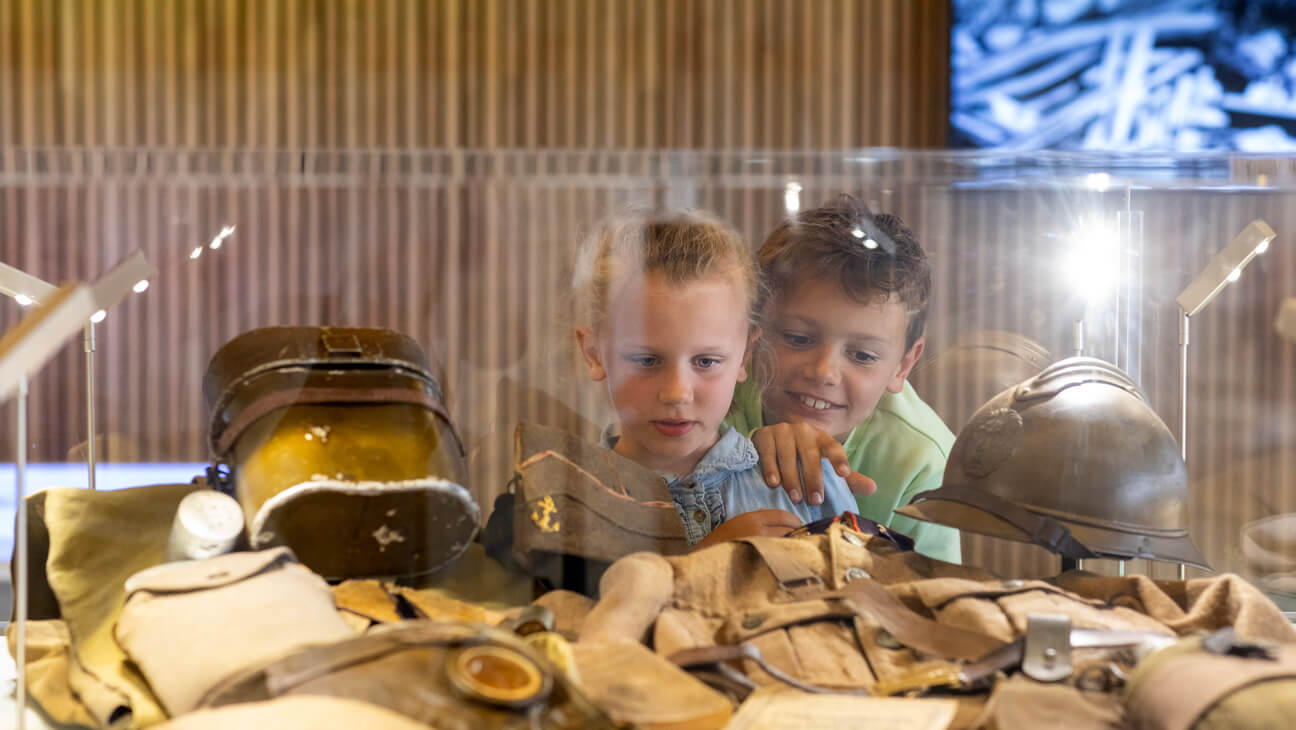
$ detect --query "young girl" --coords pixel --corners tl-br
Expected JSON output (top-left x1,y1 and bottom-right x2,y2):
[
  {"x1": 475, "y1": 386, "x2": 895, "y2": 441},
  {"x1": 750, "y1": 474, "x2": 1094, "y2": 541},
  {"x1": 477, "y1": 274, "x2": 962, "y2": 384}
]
[{"x1": 571, "y1": 208, "x2": 856, "y2": 548}]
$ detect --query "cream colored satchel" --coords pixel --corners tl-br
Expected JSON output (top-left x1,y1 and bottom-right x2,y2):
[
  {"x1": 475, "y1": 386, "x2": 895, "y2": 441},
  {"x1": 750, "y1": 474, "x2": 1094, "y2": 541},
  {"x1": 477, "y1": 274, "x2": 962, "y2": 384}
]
[{"x1": 113, "y1": 547, "x2": 354, "y2": 717}]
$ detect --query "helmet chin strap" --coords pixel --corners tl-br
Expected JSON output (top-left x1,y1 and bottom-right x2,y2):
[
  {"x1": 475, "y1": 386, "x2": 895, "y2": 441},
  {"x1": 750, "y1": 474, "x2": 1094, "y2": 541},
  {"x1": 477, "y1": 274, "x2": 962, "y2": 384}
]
[{"x1": 906, "y1": 485, "x2": 1099, "y2": 561}]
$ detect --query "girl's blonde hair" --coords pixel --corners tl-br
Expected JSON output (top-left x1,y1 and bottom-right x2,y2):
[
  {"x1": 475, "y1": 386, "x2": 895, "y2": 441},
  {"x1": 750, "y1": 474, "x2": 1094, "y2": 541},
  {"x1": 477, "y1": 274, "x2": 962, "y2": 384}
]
[{"x1": 571, "y1": 207, "x2": 763, "y2": 333}]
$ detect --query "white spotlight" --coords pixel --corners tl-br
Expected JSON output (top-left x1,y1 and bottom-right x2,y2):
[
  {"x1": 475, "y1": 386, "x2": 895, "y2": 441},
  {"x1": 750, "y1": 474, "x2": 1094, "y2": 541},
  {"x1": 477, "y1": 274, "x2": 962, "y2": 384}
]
[
  {"x1": 1085, "y1": 172, "x2": 1112, "y2": 191},
  {"x1": 13, "y1": 294, "x2": 33, "y2": 306},
  {"x1": 1061, "y1": 216, "x2": 1121, "y2": 307},
  {"x1": 209, "y1": 224, "x2": 236, "y2": 250},
  {"x1": 132, "y1": 279, "x2": 150, "y2": 294},
  {"x1": 784, "y1": 182, "x2": 802, "y2": 214},
  {"x1": 190, "y1": 246, "x2": 203, "y2": 260},
  {"x1": 89, "y1": 310, "x2": 107, "y2": 324}
]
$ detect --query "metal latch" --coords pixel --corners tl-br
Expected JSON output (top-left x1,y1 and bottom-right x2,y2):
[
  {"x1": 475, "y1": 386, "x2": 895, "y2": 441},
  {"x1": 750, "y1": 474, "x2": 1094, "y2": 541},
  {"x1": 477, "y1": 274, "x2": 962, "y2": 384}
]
[
  {"x1": 1022, "y1": 613, "x2": 1073, "y2": 682},
  {"x1": 321, "y1": 333, "x2": 364, "y2": 357}
]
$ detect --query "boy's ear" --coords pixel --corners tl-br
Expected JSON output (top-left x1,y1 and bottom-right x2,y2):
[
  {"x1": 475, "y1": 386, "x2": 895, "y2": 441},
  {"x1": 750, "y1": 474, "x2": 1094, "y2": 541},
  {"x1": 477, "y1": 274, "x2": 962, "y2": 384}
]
[
  {"x1": 886, "y1": 336, "x2": 924, "y2": 394},
  {"x1": 737, "y1": 327, "x2": 762, "y2": 383},
  {"x1": 576, "y1": 327, "x2": 607, "y2": 382}
]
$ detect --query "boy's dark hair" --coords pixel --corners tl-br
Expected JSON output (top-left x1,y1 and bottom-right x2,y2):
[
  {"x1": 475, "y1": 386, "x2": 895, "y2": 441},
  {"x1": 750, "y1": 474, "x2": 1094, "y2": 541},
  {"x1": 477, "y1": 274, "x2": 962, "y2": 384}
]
[{"x1": 758, "y1": 195, "x2": 931, "y2": 350}]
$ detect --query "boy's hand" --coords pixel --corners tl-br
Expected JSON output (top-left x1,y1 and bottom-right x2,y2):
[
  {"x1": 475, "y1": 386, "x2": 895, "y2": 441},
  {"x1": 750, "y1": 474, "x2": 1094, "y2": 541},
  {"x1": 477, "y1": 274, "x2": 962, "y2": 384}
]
[
  {"x1": 692, "y1": 509, "x2": 802, "y2": 551},
  {"x1": 751, "y1": 422, "x2": 878, "y2": 504}
]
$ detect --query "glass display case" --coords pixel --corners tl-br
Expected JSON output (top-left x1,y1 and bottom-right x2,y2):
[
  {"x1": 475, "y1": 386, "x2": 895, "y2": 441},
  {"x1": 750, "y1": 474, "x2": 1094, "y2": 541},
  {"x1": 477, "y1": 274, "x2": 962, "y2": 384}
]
[{"x1": 3, "y1": 149, "x2": 1295, "y2": 727}]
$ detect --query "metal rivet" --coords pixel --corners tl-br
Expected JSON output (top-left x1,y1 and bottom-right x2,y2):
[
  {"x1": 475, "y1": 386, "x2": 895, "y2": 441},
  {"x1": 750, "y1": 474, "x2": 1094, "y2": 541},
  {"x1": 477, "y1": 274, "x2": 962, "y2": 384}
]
[
  {"x1": 742, "y1": 614, "x2": 765, "y2": 630},
  {"x1": 692, "y1": 509, "x2": 707, "y2": 524},
  {"x1": 1002, "y1": 579, "x2": 1025, "y2": 589},
  {"x1": 844, "y1": 566, "x2": 871, "y2": 583},
  {"x1": 876, "y1": 629, "x2": 903, "y2": 650},
  {"x1": 842, "y1": 532, "x2": 865, "y2": 547}
]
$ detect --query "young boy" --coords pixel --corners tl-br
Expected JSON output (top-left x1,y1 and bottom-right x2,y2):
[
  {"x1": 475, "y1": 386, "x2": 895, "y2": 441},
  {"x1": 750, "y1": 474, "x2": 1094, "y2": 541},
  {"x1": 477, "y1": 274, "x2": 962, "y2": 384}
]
[{"x1": 726, "y1": 197, "x2": 962, "y2": 563}]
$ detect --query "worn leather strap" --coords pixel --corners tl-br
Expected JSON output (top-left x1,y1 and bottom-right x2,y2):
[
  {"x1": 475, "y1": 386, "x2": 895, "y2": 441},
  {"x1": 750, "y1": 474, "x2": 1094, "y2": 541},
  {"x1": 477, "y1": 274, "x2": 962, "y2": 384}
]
[
  {"x1": 738, "y1": 537, "x2": 824, "y2": 599},
  {"x1": 825, "y1": 577, "x2": 1005, "y2": 661},
  {"x1": 669, "y1": 644, "x2": 869, "y2": 696},
  {"x1": 1127, "y1": 646, "x2": 1296, "y2": 730},
  {"x1": 213, "y1": 386, "x2": 460, "y2": 457},
  {"x1": 908, "y1": 485, "x2": 1099, "y2": 560},
  {"x1": 740, "y1": 536, "x2": 1004, "y2": 661}
]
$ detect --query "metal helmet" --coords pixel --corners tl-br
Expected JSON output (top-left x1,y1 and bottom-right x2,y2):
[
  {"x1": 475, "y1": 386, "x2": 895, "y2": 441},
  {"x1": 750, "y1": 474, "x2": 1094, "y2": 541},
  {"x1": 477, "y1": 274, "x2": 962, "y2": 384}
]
[
  {"x1": 897, "y1": 356, "x2": 1209, "y2": 569},
  {"x1": 908, "y1": 329, "x2": 1053, "y2": 433}
]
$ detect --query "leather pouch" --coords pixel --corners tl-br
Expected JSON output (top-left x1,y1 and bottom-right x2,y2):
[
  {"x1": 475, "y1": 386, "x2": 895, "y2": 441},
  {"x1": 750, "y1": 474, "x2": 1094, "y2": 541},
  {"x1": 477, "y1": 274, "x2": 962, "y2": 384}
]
[
  {"x1": 198, "y1": 620, "x2": 621, "y2": 729},
  {"x1": 1125, "y1": 630, "x2": 1296, "y2": 730},
  {"x1": 114, "y1": 547, "x2": 355, "y2": 717}
]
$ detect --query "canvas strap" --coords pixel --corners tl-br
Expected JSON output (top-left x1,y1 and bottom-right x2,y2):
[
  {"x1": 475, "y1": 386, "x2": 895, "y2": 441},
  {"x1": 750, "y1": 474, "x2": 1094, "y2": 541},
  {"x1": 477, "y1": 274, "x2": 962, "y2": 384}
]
[{"x1": 739, "y1": 537, "x2": 1004, "y2": 661}]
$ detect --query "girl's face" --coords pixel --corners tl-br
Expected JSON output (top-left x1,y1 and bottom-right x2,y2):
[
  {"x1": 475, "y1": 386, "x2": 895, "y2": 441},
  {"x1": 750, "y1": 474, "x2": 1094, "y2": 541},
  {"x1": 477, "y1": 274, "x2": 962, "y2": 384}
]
[{"x1": 577, "y1": 271, "x2": 754, "y2": 477}]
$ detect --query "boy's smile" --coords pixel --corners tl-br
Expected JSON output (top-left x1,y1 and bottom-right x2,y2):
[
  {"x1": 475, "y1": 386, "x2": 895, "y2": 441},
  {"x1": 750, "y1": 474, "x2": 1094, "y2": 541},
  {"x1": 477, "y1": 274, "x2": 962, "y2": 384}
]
[
  {"x1": 578, "y1": 272, "x2": 754, "y2": 476},
  {"x1": 764, "y1": 278, "x2": 923, "y2": 440}
]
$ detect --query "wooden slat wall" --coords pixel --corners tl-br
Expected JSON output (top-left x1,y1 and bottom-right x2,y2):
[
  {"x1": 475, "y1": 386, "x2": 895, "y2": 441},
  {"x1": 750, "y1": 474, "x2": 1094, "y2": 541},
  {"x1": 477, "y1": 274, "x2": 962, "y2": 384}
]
[
  {"x1": 2, "y1": 150, "x2": 1295, "y2": 583},
  {"x1": 0, "y1": 0, "x2": 951, "y2": 150}
]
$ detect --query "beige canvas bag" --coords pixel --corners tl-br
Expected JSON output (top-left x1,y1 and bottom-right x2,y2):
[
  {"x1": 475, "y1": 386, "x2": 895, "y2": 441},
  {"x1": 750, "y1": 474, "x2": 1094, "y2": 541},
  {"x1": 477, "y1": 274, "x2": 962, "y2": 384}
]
[
  {"x1": 113, "y1": 547, "x2": 355, "y2": 717},
  {"x1": 582, "y1": 522, "x2": 1296, "y2": 699}
]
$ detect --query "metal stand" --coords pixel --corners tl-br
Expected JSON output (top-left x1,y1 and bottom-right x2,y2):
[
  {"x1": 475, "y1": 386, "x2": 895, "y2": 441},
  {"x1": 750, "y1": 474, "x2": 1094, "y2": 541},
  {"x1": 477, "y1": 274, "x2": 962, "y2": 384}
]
[
  {"x1": 1068, "y1": 321, "x2": 1084, "y2": 574},
  {"x1": 15, "y1": 375, "x2": 28, "y2": 730},
  {"x1": 84, "y1": 323, "x2": 96, "y2": 490},
  {"x1": 1178, "y1": 308, "x2": 1189, "y2": 581}
]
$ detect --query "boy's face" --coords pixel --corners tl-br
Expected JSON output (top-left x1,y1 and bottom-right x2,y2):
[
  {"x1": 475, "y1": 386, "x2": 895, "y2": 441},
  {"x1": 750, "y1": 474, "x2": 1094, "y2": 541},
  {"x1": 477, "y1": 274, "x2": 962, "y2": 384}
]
[
  {"x1": 577, "y1": 272, "x2": 754, "y2": 476},
  {"x1": 763, "y1": 278, "x2": 923, "y2": 440}
]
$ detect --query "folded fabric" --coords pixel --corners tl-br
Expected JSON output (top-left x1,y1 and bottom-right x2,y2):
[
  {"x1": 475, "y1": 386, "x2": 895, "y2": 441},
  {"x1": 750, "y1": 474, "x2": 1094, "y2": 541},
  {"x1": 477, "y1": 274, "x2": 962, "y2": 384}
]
[
  {"x1": 114, "y1": 547, "x2": 354, "y2": 717},
  {"x1": 15, "y1": 484, "x2": 200, "y2": 727},
  {"x1": 5, "y1": 619, "x2": 117, "y2": 729}
]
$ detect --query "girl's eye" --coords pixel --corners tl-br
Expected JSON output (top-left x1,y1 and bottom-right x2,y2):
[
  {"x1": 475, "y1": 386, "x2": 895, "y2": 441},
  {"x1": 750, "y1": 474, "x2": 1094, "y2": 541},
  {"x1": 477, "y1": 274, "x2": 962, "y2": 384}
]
[
  {"x1": 694, "y1": 357, "x2": 721, "y2": 369},
  {"x1": 629, "y1": 355, "x2": 659, "y2": 368},
  {"x1": 849, "y1": 349, "x2": 879, "y2": 364},
  {"x1": 781, "y1": 332, "x2": 812, "y2": 348}
]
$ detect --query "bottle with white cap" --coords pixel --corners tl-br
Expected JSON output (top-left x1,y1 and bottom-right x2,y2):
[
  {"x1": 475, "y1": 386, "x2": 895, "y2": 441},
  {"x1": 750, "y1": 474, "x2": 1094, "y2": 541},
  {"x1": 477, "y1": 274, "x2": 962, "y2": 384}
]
[{"x1": 165, "y1": 489, "x2": 245, "y2": 562}]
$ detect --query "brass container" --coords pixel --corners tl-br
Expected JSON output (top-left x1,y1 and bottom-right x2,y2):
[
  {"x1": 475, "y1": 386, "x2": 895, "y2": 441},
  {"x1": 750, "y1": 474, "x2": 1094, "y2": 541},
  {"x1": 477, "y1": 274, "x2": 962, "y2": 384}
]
[{"x1": 204, "y1": 327, "x2": 477, "y2": 580}]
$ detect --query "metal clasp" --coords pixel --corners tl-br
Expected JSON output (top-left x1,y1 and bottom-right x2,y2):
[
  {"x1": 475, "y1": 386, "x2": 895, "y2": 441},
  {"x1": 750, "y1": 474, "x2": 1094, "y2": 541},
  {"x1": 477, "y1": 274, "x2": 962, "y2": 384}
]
[
  {"x1": 1022, "y1": 613, "x2": 1073, "y2": 683},
  {"x1": 321, "y1": 333, "x2": 364, "y2": 357}
]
